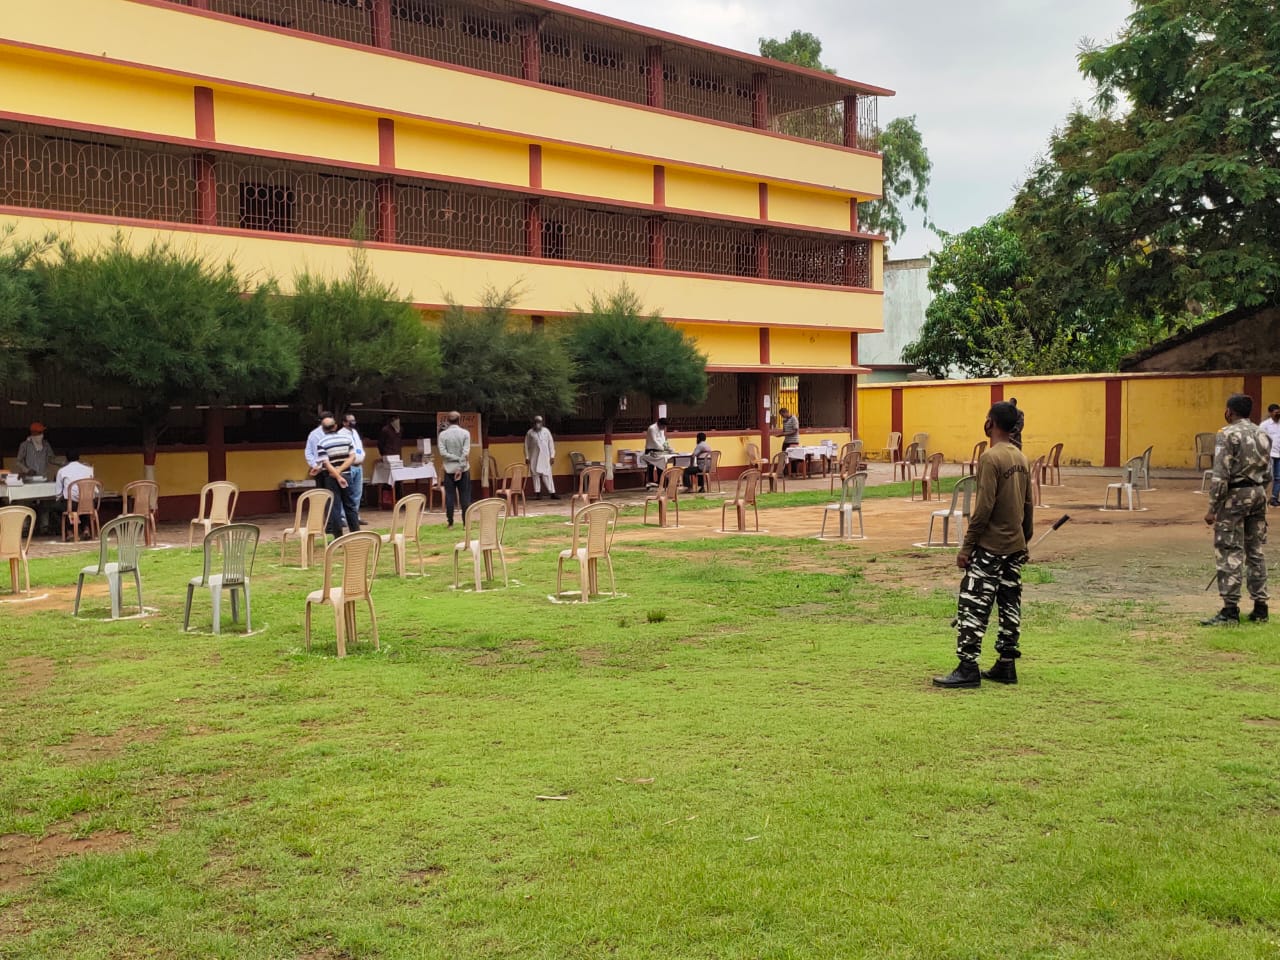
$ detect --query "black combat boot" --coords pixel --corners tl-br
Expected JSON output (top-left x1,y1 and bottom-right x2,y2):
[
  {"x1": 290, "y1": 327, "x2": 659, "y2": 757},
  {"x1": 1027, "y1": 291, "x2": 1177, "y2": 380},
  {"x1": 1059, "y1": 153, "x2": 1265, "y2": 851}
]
[
  {"x1": 981, "y1": 658, "x2": 1018, "y2": 684},
  {"x1": 932, "y1": 660, "x2": 981, "y2": 689},
  {"x1": 1200, "y1": 605, "x2": 1240, "y2": 626},
  {"x1": 1247, "y1": 602, "x2": 1269, "y2": 623}
]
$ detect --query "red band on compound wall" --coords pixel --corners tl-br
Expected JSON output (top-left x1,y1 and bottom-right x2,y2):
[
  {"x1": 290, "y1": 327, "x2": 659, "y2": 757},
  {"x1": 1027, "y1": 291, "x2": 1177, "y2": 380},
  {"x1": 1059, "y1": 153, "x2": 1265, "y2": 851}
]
[
  {"x1": 378, "y1": 117, "x2": 395, "y2": 168},
  {"x1": 891, "y1": 386, "x2": 903, "y2": 439},
  {"x1": 194, "y1": 87, "x2": 215, "y2": 141},
  {"x1": 1104, "y1": 378, "x2": 1122, "y2": 467},
  {"x1": 759, "y1": 327, "x2": 771, "y2": 365},
  {"x1": 1244, "y1": 374, "x2": 1263, "y2": 409},
  {"x1": 989, "y1": 383, "x2": 1004, "y2": 405}
]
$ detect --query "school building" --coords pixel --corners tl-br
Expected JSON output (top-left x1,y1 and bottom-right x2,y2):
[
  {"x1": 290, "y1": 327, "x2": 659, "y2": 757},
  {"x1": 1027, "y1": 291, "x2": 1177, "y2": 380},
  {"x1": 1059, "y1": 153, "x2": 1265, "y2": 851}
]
[{"x1": 0, "y1": 0, "x2": 889, "y2": 512}]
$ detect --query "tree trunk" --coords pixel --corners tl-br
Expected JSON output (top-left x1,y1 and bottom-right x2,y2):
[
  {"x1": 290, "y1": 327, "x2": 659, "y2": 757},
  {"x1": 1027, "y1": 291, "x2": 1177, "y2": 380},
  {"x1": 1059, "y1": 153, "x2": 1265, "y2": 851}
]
[
  {"x1": 603, "y1": 416, "x2": 615, "y2": 492},
  {"x1": 478, "y1": 416, "x2": 491, "y2": 493}
]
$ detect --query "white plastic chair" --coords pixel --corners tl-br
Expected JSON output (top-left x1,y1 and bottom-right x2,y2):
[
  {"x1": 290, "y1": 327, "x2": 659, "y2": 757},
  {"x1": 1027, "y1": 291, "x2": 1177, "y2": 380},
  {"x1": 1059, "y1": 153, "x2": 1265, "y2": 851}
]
[
  {"x1": 184, "y1": 523, "x2": 260, "y2": 634},
  {"x1": 453, "y1": 497, "x2": 509, "y2": 591},
  {"x1": 74, "y1": 515, "x2": 147, "y2": 619},
  {"x1": 927, "y1": 475, "x2": 977, "y2": 546},
  {"x1": 1105, "y1": 457, "x2": 1144, "y2": 510},
  {"x1": 556, "y1": 502, "x2": 618, "y2": 602},
  {"x1": 382, "y1": 493, "x2": 427, "y2": 577},
  {"x1": 721, "y1": 468, "x2": 761, "y2": 532},
  {"x1": 820, "y1": 471, "x2": 867, "y2": 540},
  {"x1": 0, "y1": 505, "x2": 37, "y2": 595},
  {"x1": 305, "y1": 530, "x2": 382, "y2": 658},
  {"x1": 280, "y1": 487, "x2": 333, "y2": 569},
  {"x1": 188, "y1": 481, "x2": 239, "y2": 548}
]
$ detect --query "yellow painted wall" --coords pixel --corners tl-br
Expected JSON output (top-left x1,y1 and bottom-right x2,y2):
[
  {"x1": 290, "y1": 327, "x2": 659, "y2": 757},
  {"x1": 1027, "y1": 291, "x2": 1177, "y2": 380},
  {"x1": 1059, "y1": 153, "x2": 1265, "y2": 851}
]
[
  {"x1": 214, "y1": 90, "x2": 379, "y2": 166},
  {"x1": 0, "y1": 50, "x2": 195, "y2": 139},
  {"x1": 153, "y1": 451, "x2": 209, "y2": 497},
  {"x1": 226, "y1": 448, "x2": 309, "y2": 493},
  {"x1": 3, "y1": 215, "x2": 883, "y2": 334},
  {"x1": 1012, "y1": 380, "x2": 1108, "y2": 466},
  {"x1": 768, "y1": 186, "x2": 850, "y2": 232},
  {"x1": 397, "y1": 122, "x2": 529, "y2": 187},
  {"x1": 541, "y1": 148, "x2": 652, "y2": 205},
  {"x1": 1125, "y1": 376, "x2": 1241, "y2": 467},
  {"x1": 899, "y1": 384, "x2": 990, "y2": 463},
  {"x1": 870, "y1": 242, "x2": 884, "y2": 291},
  {"x1": 676, "y1": 323, "x2": 760, "y2": 367},
  {"x1": 85, "y1": 453, "x2": 147, "y2": 496},
  {"x1": 1264, "y1": 377, "x2": 1280, "y2": 407},
  {"x1": 771, "y1": 328, "x2": 852, "y2": 368},
  {"x1": 859, "y1": 386, "x2": 892, "y2": 452},
  {"x1": 665, "y1": 168, "x2": 760, "y2": 220}
]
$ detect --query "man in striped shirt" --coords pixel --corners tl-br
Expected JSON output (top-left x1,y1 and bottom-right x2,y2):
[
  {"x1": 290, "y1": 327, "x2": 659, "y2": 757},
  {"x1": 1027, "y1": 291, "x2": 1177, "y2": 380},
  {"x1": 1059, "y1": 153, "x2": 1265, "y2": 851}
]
[{"x1": 316, "y1": 415, "x2": 360, "y2": 539}]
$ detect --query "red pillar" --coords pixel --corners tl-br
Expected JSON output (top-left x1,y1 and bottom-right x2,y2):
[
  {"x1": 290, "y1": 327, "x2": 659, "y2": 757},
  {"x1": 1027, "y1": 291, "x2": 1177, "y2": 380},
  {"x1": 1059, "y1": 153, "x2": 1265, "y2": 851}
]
[
  {"x1": 520, "y1": 16, "x2": 541, "y2": 82},
  {"x1": 1244, "y1": 373, "x2": 1263, "y2": 406},
  {"x1": 752, "y1": 72, "x2": 769, "y2": 129},
  {"x1": 755, "y1": 229, "x2": 769, "y2": 280},
  {"x1": 370, "y1": 0, "x2": 392, "y2": 48},
  {"x1": 377, "y1": 179, "x2": 396, "y2": 243},
  {"x1": 990, "y1": 383, "x2": 1004, "y2": 405},
  {"x1": 843, "y1": 95, "x2": 858, "y2": 149},
  {"x1": 890, "y1": 387, "x2": 903, "y2": 446},
  {"x1": 1104, "y1": 378, "x2": 1123, "y2": 467},
  {"x1": 757, "y1": 372, "x2": 772, "y2": 460},
  {"x1": 646, "y1": 46, "x2": 664, "y2": 108},
  {"x1": 648, "y1": 217, "x2": 665, "y2": 269},
  {"x1": 526, "y1": 198, "x2": 543, "y2": 258},
  {"x1": 194, "y1": 155, "x2": 217, "y2": 227}
]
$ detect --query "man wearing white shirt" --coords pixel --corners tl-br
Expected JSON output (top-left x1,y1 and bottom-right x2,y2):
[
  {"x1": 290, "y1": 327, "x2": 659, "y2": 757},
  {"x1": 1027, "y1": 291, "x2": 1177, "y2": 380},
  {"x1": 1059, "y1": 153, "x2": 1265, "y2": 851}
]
[
  {"x1": 55, "y1": 451, "x2": 95, "y2": 540},
  {"x1": 524, "y1": 415, "x2": 558, "y2": 500},
  {"x1": 643, "y1": 417, "x2": 669, "y2": 485},
  {"x1": 342, "y1": 412, "x2": 367, "y2": 526},
  {"x1": 304, "y1": 411, "x2": 332, "y2": 477},
  {"x1": 1263, "y1": 403, "x2": 1280, "y2": 507}
]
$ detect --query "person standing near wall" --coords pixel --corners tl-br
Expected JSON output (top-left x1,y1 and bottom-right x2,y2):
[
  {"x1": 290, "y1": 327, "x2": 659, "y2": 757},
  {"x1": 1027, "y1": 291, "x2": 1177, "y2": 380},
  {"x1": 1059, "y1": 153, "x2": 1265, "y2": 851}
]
[
  {"x1": 341, "y1": 412, "x2": 366, "y2": 525},
  {"x1": 1263, "y1": 403, "x2": 1280, "y2": 508},
  {"x1": 378, "y1": 416, "x2": 402, "y2": 458},
  {"x1": 778, "y1": 407, "x2": 800, "y2": 476},
  {"x1": 438, "y1": 411, "x2": 472, "y2": 528},
  {"x1": 315, "y1": 416, "x2": 360, "y2": 541},
  {"x1": 1007, "y1": 397, "x2": 1024, "y2": 450},
  {"x1": 1201, "y1": 393, "x2": 1271, "y2": 625},
  {"x1": 524, "y1": 415, "x2": 558, "y2": 500}
]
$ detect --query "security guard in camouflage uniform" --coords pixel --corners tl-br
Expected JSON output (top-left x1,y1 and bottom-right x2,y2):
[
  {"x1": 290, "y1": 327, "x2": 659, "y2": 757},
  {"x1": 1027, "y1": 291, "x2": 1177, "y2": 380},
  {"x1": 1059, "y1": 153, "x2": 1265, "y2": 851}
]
[{"x1": 1202, "y1": 394, "x2": 1272, "y2": 625}]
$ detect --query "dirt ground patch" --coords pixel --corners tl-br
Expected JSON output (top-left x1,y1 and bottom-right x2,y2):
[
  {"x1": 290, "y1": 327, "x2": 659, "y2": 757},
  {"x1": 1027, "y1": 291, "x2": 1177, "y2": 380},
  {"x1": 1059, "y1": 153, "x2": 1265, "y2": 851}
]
[
  {"x1": 4, "y1": 655, "x2": 57, "y2": 697},
  {"x1": 50, "y1": 726, "x2": 163, "y2": 762},
  {"x1": 0, "y1": 815, "x2": 134, "y2": 893}
]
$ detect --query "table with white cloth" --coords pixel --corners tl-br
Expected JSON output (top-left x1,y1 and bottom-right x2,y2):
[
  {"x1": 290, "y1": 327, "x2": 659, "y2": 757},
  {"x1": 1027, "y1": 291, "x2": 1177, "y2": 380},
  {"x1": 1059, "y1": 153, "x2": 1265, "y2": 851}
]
[
  {"x1": 635, "y1": 451, "x2": 693, "y2": 484},
  {"x1": 0, "y1": 481, "x2": 57, "y2": 503},
  {"x1": 371, "y1": 461, "x2": 438, "y2": 506},
  {"x1": 786, "y1": 445, "x2": 838, "y2": 478}
]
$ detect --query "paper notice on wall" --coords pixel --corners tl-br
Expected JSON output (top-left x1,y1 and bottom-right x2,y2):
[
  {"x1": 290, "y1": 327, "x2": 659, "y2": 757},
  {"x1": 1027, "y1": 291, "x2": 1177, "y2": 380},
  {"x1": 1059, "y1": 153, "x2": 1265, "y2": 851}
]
[{"x1": 658, "y1": 404, "x2": 667, "y2": 419}]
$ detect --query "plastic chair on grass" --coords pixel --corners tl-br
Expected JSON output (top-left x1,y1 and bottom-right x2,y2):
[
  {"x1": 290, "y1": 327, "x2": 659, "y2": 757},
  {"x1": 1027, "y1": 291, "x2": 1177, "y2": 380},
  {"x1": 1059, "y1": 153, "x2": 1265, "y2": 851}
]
[
  {"x1": 643, "y1": 466, "x2": 683, "y2": 528},
  {"x1": 570, "y1": 466, "x2": 606, "y2": 517},
  {"x1": 0, "y1": 505, "x2": 36, "y2": 595},
  {"x1": 382, "y1": 493, "x2": 427, "y2": 577},
  {"x1": 820, "y1": 471, "x2": 867, "y2": 541},
  {"x1": 425, "y1": 477, "x2": 445, "y2": 513},
  {"x1": 556, "y1": 501, "x2": 618, "y2": 603},
  {"x1": 762, "y1": 451, "x2": 789, "y2": 494},
  {"x1": 280, "y1": 487, "x2": 332, "y2": 569},
  {"x1": 74, "y1": 515, "x2": 146, "y2": 619},
  {"x1": 830, "y1": 447, "x2": 862, "y2": 493},
  {"x1": 184, "y1": 523, "x2": 260, "y2": 634},
  {"x1": 721, "y1": 468, "x2": 761, "y2": 533},
  {"x1": 188, "y1": 481, "x2": 239, "y2": 548},
  {"x1": 61, "y1": 478, "x2": 103, "y2": 543},
  {"x1": 964, "y1": 440, "x2": 988, "y2": 476},
  {"x1": 453, "y1": 498, "x2": 509, "y2": 592},
  {"x1": 304, "y1": 530, "x2": 381, "y2": 658},
  {"x1": 1194, "y1": 433, "x2": 1216, "y2": 472},
  {"x1": 122, "y1": 480, "x2": 160, "y2": 546},
  {"x1": 893, "y1": 443, "x2": 919, "y2": 482},
  {"x1": 496, "y1": 462, "x2": 529, "y2": 517},
  {"x1": 1104, "y1": 457, "x2": 1144, "y2": 511},
  {"x1": 927, "y1": 475, "x2": 976, "y2": 547},
  {"x1": 699, "y1": 450, "x2": 722, "y2": 493},
  {"x1": 1043, "y1": 443, "x2": 1064, "y2": 486},
  {"x1": 910, "y1": 453, "x2": 945, "y2": 501}
]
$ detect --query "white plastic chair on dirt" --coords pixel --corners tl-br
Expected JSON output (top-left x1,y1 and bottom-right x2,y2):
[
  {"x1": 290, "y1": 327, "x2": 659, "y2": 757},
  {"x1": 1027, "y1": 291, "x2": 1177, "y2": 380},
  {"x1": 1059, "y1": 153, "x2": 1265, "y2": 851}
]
[
  {"x1": 280, "y1": 487, "x2": 332, "y2": 569},
  {"x1": 964, "y1": 440, "x2": 988, "y2": 476},
  {"x1": 1194, "y1": 433, "x2": 1216, "y2": 471},
  {"x1": 1029, "y1": 455, "x2": 1046, "y2": 507},
  {"x1": 721, "y1": 468, "x2": 762, "y2": 533},
  {"x1": 570, "y1": 466, "x2": 606, "y2": 517},
  {"x1": 61, "y1": 477, "x2": 103, "y2": 543},
  {"x1": 643, "y1": 466, "x2": 683, "y2": 528},
  {"x1": 882, "y1": 431, "x2": 903, "y2": 465},
  {"x1": 184, "y1": 523, "x2": 260, "y2": 634},
  {"x1": 122, "y1": 480, "x2": 160, "y2": 547},
  {"x1": 1043, "y1": 443, "x2": 1064, "y2": 486},
  {"x1": 927, "y1": 475, "x2": 977, "y2": 547},
  {"x1": 496, "y1": 462, "x2": 528, "y2": 517},
  {"x1": 556, "y1": 501, "x2": 618, "y2": 603},
  {"x1": 305, "y1": 530, "x2": 382, "y2": 658},
  {"x1": 1104, "y1": 456, "x2": 1144, "y2": 511},
  {"x1": 894, "y1": 443, "x2": 919, "y2": 482},
  {"x1": 453, "y1": 497, "x2": 509, "y2": 592},
  {"x1": 909, "y1": 432, "x2": 929, "y2": 464},
  {"x1": 744, "y1": 441, "x2": 768, "y2": 472},
  {"x1": 382, "y1": 493, "x2": 427, "y2": 577},
  {"x1": 1135, "y1": 445, "x2": 1155, "y2": 491},
  {"x1": 74, "y1": 514, "x2": 147, "y2": 619},
  {"x1": 188, "y1": 481, "x2": 239, "y2": 548},
  {"x1": 699, "y1": 450, "x2": 723, "y2": 493},
  {"x1": 830, "y1": 446, "x2": 863, "y2": 493},
  {"x1": 910, "y1": 453, "x2": 945, "y2": 501},
  {"x1": 820, "y1": 471, "x2": 867, "y2": 541},
  {"x1": 0, "y1": 505, "x2": 37, "y2": 596}
]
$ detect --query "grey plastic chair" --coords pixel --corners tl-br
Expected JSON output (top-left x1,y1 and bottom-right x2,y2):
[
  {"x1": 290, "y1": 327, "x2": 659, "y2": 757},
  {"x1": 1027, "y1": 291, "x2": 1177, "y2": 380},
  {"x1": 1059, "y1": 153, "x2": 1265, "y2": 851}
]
[
  {"x1": 820, "y1": 471, "x2": 867, "y2": 540},
  {"x1": 1105, "y1": 457, "x2": 1145, "y2": 511},
  {"x1": 927, "y1": 475, "x2": 977, "y2": 546},
  {"x1": 184, "y1": 523, "x2": 260, "y2": 634},
  {"x1": 1135, "y1": 445, "x2": 1154, "y2": 490},
  {"x1": 74, "y1": 515, "x2": 147, "y2": 619}
]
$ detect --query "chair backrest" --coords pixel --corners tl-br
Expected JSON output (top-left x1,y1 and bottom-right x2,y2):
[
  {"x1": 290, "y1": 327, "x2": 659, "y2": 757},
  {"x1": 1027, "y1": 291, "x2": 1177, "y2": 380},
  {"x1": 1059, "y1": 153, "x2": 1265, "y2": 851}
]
[
  {"x1": 706, "y1": 450, "x2": 721, "y2": 473},
  {"x1": 579, "y1": 465, "x2": 605, "y2": 498},
  {"x1": 902, "y1": 441, "x2": 920, "y2": 463},
  {"x1": 321, "y1": 530, "x2": 381, "y2": 602},
  {"x1": 769, "y1": 450, "x2": 788, "y2": 475},
  {"x1": 93, "y1": 515, "x2": 147, "y2": 574},
  {"x1": 970, "y1": 440, "x2": 988, "y2": 461},
  {"x1": 745, "y1": 442, "x2": 761, "y2": 463},
  {"x1": 1030, "y1": 455, "x2": 1045, "y2": 481},
  {"x1": 122, "y1": 480, "x2": 159, "y2": 515},
  {"x1": 838, "y1": 471, "x2": 868, "y2": 508},
  {"x1": 0, "y1": 505, "x2": 36, "y2": 558},
  {"x1": 389, "y1": 493, "x2": 425, "y2": 538},
  {"x1": 1139, "y1": 445, "x2": 1153, "y2": 472},
  {"x1": 572, "y1": 501, "x2": 617, "y2": 560},
  {"x1": 911, "y1": 432, "x2": 929, "y2": 448},
  {"x1": 839, "y1": 449, "x2": 860, "y2": 476},
  {"x1": 67, "y1": 478, "x2": 103, "y2": 515},
  {"x1": 500, "y1": 462, "x2": 528, "y2": 492},
  {"x1": 1122, "y1": 455, "x2": 1144, "y2": 481},
  {"x1": 569, "y1": 451, "x2": 587, "y2": 474},
  {"x1": 927, "y1": 452, "x2": 944, "y2": 480},
  {"x1": 1047, "y1": 442, "x2": 1063, "y2": 467},
  {"x1": 840, "y1": 440, "x2": 864, "y2": 461},
  {"x1": 200, "y1": 523, "x2": 260, "y2": 587},
  {"x1": 658, "y1": 465, "x2": 682, "y2": 500},
  {"x1": 947, "y1": 475, "x2": 978, "y2": 517},
  {"x1": 733, "y1": 468, "x2": 761, "y2": 505},
  {"x1": 463, "y1": 497, "x2": 507, "y2": 550},
  {"x1": 199, "y1": 481, "x2": 239, "y2": 524},
  {"x1": 885, "y1": 431, "x2": 902, "y2": 452},
  {"x1": 1194, "y1": 432, "x2": 1216, "y2": 456},
  {"x1": 483, "y1": 454, "x2": 498, "y2": 486},
  {"x1": 298, "y1": 487, "x2": 334, "y2": 535}
]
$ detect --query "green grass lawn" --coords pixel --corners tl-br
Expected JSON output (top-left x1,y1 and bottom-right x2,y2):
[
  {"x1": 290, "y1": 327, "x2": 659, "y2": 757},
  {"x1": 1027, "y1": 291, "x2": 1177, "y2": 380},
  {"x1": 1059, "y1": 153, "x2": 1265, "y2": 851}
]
[{"x1": 1, "y1": 510, "x2": 1278, "y2": 959}]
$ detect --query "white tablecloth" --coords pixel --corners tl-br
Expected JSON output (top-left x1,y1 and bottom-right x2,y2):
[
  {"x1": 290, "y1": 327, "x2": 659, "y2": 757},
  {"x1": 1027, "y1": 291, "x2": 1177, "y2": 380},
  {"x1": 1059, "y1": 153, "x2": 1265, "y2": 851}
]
[
  {"x1": 371, "y1": 462, "x2": 438, "y2": 486},
  {"x1": 0, "y1": 481, "x2": 57, "y2": 503},
  {"x1": 787, "y1": 445, "x2": 837, "y2": 461}
]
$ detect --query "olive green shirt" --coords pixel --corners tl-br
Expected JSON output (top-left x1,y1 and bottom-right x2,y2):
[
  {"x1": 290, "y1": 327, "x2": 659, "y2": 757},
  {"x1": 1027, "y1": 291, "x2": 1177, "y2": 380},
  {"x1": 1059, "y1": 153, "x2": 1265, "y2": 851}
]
[{"x1": 961, "y1": 441, "x2": 1035, "y2": 556}]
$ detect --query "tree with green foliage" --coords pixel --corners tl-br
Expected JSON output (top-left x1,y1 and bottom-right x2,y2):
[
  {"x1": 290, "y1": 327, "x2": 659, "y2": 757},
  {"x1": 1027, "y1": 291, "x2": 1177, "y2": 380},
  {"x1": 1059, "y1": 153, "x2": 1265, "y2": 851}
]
[
  {"x1": 0, "y1": 225, "x2": 54, "y2": 387},
  {"x1": 438, "y1": 285, "x2": 577, "y2": 484},
  {"x1": 759, "y1": 30, "x2": 933, "y2": 245},
  {"x1": 564, "y1": 286, "x2": 707, "y2": 483},
  {"x1": 282, "y1": 247, "x2": 441, "y2": 415},
  {"x1": 40, "y1": 236, "x2": 299, "y2": 471}
]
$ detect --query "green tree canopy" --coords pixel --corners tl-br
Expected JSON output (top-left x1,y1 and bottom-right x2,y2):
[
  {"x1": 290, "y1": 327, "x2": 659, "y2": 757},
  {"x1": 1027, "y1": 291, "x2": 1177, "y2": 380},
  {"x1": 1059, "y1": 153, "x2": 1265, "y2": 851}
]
[
  {"x1": 40, "y1": 236, "x2": 300, "y2": 458},
  {"x1": 758, "y1": 31, "x2": 933, "y2": 245},
  {"x1": 564, "y1": 286, "x2": 707, "y2": 442},
  {"x1": 283, "y1": 247, "x2": 441, "y2": 414},
  {"x1": 0, "y1": 225, "x2": 53, "y2": 387},
  {"x1": 438, "y1": 284, "x2": 577, "y2": 441}
]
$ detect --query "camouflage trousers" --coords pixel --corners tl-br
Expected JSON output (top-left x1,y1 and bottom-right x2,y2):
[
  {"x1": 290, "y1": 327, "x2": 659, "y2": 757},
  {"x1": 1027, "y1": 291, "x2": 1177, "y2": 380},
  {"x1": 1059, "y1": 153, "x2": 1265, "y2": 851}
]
[
  {"x1": 955, "y1": 546, "x2": 1027, "y2": 664},
  {"x1": 1214, "y1": 486, "x2": 1269, "y2": 605}
]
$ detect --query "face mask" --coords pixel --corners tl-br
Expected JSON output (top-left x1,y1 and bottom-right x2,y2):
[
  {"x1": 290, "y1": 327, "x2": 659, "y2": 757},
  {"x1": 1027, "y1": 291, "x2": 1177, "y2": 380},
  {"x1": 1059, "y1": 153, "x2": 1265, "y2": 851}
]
[{"x1": 30, "y1": 436, "x2": 44, "y2": 450}]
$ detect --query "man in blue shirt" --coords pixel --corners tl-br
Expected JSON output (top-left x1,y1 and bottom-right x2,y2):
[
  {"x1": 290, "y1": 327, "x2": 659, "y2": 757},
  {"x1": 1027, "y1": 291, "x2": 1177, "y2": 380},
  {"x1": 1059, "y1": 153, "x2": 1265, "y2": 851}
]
[{"x1": 342, "y1": 412, "x2": 366, "y2": 528}]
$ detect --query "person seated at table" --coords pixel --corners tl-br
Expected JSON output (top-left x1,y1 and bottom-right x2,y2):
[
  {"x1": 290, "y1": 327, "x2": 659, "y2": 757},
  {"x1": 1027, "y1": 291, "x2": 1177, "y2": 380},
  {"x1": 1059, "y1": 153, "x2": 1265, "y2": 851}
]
[
  {"x1": 54, "y1": 450, "x2": 95, "y2": 539},
  {"x1": 644, "y1": 417, "x2": 670, "y2": 485},
  {"x1": 683, "y1": 433, "x2": 713, "y2": 492},
  {"x1": 16, "y1": 422, "x2": 55, "y2": 479}
]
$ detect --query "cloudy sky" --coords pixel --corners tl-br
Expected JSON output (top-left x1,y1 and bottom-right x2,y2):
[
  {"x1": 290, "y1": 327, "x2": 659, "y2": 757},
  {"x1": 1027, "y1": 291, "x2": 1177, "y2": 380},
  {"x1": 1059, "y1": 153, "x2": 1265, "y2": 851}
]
[{"x1": 570, "y1": 0, "x2": 1135, "y2": 258}]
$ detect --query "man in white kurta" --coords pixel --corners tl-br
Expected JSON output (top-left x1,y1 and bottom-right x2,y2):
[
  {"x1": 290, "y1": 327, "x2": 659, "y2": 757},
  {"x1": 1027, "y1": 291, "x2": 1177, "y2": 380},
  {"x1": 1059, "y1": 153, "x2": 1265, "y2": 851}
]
[{"x1": 524, "y1": 416, "x2": 558, "y2": 499}]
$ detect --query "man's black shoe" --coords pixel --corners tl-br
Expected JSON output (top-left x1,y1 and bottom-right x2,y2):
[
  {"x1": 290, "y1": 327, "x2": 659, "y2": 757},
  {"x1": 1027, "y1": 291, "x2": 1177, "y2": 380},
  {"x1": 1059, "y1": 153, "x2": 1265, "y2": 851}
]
[
  {"x1": 932, "y1": 660, "x2": 981, "y2": 689},
  {"x1": 981, "y1": 658, "x2": 1018, "y2": 684},
  {"x1": 1247, "y1": 602, "x2": 1269, "y2": 623},
  {"x1": 549, "y1": 493, "x2": 561, "y2": 500},
  {"x1": 1200, "y1": 605, "x2": 1240, "y2": 626}
]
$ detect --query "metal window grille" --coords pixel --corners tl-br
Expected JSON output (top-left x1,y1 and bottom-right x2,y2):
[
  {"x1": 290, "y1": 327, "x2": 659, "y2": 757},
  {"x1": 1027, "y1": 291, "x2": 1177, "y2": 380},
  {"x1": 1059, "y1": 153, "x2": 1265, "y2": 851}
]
[
  {"x1": 396, "y1": 182, "x2": 526, "y2": 256},
  {"x1": 666, "y1": 220, "x2": 758, "y2": 278},
  {"x1": 664, "y1": 373, "x2": 753, "y2": 432},
  {"x1": 771, "y1": 234, "x2": 871, "y2": 288},
  {"x1": 391, "y1": 0, "x2": 523, "y2": 78},
  {"x1": 205, "y1": 0, "x2": 375, "y2": 44},
  {"x1": 215, "y1": 157, "x2": 379, "y2": 238}
]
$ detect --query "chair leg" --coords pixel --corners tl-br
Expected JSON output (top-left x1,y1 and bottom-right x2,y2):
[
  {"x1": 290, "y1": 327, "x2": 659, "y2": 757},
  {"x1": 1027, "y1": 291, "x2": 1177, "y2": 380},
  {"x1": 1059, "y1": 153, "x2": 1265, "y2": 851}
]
[
  {"x1": 107, "y1": 571, "x2": 121, "y2": 620},
  {"x1": 230, "y1": 588, "x2": 239, "y2": 624},
  {"x1": 241, "y1": 582, "x2": 252, "y2": 632},
  {"x1": 183, "y1": 584, "x2": 195, "y2": 631},
  {"x1": 483, "y1": 550, "x2": 494, "y2": 582},
  {"x1": 452, "y1": 548, "x2": 461, "y2": 589},
  {"x1": 132, "y1": 569, "x2": 142, "y2": 615},
  {"x1": 414, "y1": 536, "x2": 425, "y2": 577},
  {"x1": 74, "y1": 574, "x2": 85, "y2": 616},
  {"x1": 472, "y1": 548, "x2": 483, "y2": 593},
  {"x1": 580, "y1": 557, "x2": 591, "y2": 602},
  {"x1": 365, "y1": 596, "x2": 378, "y2": 650},
  {"x1": 304, "y1": 601, "x2": 313, "y2": 651},
  {"x1": 334, "y1": 603, "x2": 347, "y2": 658},
  {"x1": 210, "y1": 586, "x2": 221, "y2": 635},
  {"x1": 497, "y1": 547, "x2": 508, "y2": 588}
]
